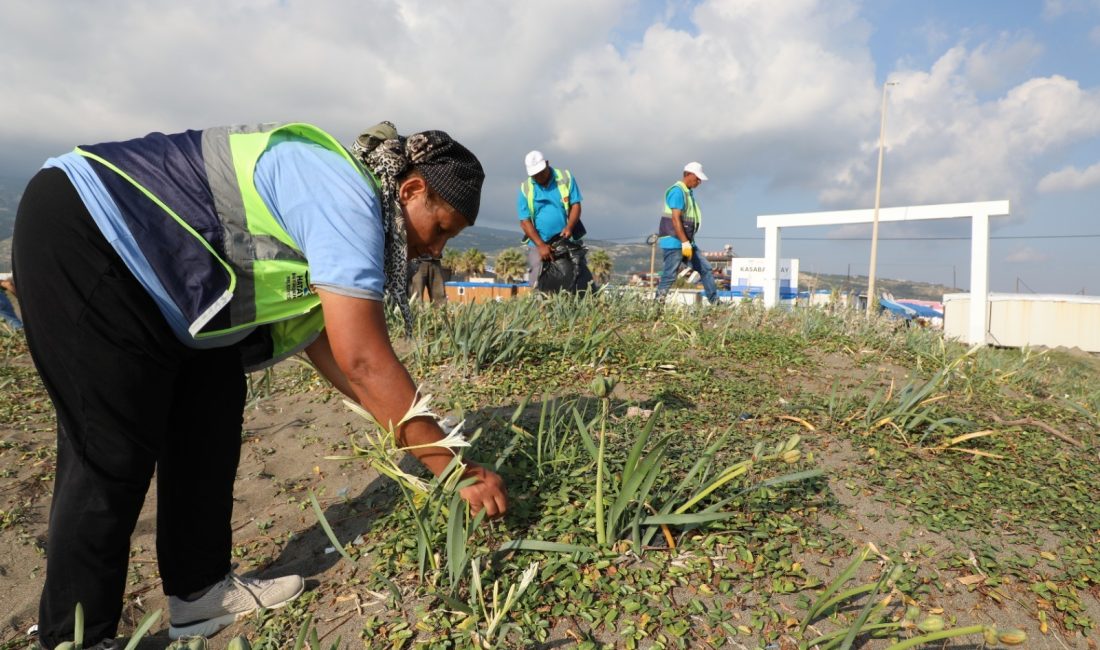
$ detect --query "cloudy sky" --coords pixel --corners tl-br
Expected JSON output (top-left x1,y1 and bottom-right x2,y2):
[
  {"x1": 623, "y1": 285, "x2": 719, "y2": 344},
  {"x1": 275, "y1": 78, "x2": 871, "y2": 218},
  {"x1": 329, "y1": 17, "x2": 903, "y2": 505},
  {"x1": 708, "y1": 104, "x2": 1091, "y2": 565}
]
[{"x1": 3, "y1": 0, "x2": 1099, "y2": 292}]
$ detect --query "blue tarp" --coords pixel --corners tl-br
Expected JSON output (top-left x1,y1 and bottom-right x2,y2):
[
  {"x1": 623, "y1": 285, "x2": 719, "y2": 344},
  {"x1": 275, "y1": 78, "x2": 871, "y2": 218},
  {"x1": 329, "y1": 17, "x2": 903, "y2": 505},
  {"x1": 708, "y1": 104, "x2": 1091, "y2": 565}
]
[
  {"x1": 879, "y1": 298, "x2": 919, "y2": 319},
  {"x1": 896, "y1": 301, "x2": 944, "y2": 318}
]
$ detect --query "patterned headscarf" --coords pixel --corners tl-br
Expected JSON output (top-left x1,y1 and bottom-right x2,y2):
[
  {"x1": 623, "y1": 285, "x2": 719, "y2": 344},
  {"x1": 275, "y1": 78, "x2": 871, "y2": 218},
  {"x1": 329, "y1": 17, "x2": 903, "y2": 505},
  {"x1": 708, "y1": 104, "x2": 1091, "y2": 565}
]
[{"x1": 352, "y1": 123, "x2": 484, "y2": 335}]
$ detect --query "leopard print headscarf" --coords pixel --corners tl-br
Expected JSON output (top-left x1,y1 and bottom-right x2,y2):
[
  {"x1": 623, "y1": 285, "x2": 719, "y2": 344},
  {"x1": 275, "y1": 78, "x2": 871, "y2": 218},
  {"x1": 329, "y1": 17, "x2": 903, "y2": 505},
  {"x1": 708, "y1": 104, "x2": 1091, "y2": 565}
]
[
  {"x1": 352, "y1": 124, "x2": 484, "y2": 336},
  {"x1": 353, "y1": 125, "x2": 412, "y2": 335}
]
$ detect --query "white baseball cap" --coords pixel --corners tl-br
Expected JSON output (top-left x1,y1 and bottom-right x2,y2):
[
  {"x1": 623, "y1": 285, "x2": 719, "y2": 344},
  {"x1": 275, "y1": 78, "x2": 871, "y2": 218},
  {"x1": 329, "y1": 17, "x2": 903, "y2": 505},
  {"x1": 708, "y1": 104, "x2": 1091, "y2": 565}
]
[
  {"x1": 684, "y1": 161, "x2": 708, "y2": 181},
  {"x1": 525, "y1": 150, "x2": 549, "y2": 176}
]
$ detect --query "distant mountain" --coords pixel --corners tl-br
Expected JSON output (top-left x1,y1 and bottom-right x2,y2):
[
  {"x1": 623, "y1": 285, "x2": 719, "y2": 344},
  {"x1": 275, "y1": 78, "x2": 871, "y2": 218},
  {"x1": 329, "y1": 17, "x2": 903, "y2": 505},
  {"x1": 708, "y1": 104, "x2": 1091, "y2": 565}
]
[
  {"x1": 446, "y1": 225, "x2": 525, "y2": 253},
  {"x1": 446, "y1": 231, "x2": 954, "y2": 300},
  {"x1": 0, "y1": 202, "x2": 954, "y2": 301},
  {"x1": 0, "y1": 175, "x2": 27, "y2": 242}
]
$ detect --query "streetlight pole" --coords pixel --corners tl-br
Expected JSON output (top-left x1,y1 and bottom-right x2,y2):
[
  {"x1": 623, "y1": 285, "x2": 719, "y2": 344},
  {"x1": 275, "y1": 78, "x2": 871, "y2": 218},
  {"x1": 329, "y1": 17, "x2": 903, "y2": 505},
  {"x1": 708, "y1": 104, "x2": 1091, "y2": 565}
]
[{"x1": 866, "y1": 80, "x2": 898, "y2": 317}]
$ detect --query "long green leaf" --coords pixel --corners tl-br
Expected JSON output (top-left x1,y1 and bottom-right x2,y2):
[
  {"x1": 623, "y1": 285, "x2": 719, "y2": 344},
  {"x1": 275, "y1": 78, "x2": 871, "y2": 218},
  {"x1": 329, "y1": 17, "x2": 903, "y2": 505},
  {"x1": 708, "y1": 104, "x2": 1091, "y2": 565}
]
[
  {"x1": 572, "y1": 407, "x2": 598, "y2": 460},
  {"x1": 309, "y1": 490, "x2": 352, "y2": 562},
  {"x1": 802, "y1": 545, "x2": 870, "y2": 630},
  {"x1": 498, "y1": 539, "x2": 593, "y2": 554},
  {"x1": 622, "y1": 404, "x2": 663, "y2": 487},
  {"x1": 881, "y1": 625, "x2": 989, "y2": 650},
  {"x1": 672, "y1": 428, "x2": 734, "y2": 496},
  {"x1": 121, "y1": 609, "x2": 162, "y2": 650},
  {"x1": 446, "y1": 492, "x2": 465, "y2": 589},
  {"x1": 608, "y1": 433, "x2": 674, "y2": 539},
  {"x1": 738, "y1": 469, "x2": 825, "y2": 497},
  {"x1": 838, "y1": 573, "x2": 891, "y2": 650},
  {"x1": 595, "y1": 400, "x2": 608, "y2": 546},
  {"x1": 639, "y1": 512, "x2": 741, "y2": 525},
  {"x1": 292, "y1": 613, "x2": 313, "y2": 650},
  {"x1": 74, "y1": 602, "x2": 84, "y2": 647}
]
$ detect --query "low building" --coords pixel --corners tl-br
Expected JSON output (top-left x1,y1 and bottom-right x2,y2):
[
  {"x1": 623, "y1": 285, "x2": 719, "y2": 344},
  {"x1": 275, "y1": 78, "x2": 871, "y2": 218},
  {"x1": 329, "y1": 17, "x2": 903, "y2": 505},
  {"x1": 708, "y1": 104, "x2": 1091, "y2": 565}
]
[{"x1": 444, "y1": 281, "x2": 532, "y2": 304}]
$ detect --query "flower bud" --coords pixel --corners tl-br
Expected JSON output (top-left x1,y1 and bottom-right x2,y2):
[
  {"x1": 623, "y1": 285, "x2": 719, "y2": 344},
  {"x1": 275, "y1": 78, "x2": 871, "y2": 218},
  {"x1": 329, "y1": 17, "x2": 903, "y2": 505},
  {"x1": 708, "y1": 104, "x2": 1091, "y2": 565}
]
[
  {"x1": 983, "y1": 626, "x2": 999, "y2": 645},
  {"x1": 997, "y1": 629, "x2": 1027, "y2": 645},
  {"x1": 916, "y1": 615, "x2": 944, "y2": 632},
  {"x1": 781, "y1": 449, "x2": 801, "y2": 464},
  {"x1": 590, "y1": 376, "x2": 617, "y2": 398},
  {"x1": 227, "y1": 637, "x2": 253, "y2": 650}
]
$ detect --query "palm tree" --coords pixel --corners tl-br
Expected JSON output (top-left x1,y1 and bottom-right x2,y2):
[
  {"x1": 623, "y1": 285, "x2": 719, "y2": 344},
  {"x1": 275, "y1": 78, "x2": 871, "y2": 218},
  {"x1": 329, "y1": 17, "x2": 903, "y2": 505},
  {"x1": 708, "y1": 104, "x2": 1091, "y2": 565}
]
[
  {"x1": 494, "y1": 247, "x2": 528, "y2": 283},
  {"x1": 462, "y1": 248, "x2": 487, "y2": 276},
  {"x1": 441, "y1": 249, "x2": 463, "y2": 279},
  {"x1": 588, "y1": 248, "x2": 614, "y2": 285}
]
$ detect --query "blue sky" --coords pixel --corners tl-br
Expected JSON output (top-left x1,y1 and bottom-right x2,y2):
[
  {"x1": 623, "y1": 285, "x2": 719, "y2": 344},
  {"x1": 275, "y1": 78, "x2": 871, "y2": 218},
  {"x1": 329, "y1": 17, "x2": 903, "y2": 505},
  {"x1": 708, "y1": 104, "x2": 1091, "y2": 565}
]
[{"x1": 1, "y1": 0, "x2": 1098, "y2": 293}]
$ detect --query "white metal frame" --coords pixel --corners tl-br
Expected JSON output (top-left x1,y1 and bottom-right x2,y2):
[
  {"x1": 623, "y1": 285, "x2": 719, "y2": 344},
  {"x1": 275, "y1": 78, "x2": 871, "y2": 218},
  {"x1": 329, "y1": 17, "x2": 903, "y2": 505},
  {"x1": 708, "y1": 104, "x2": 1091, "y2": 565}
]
[{"x1": 756, "y1": 201, "x2": 1010, "y2": 345}]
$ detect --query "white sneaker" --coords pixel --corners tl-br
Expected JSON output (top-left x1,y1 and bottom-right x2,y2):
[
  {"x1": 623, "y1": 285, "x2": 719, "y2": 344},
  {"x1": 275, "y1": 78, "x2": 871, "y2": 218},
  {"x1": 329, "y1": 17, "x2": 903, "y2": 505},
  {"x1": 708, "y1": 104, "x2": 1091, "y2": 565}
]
[{"x1": 168, "y1": 572, "x2": 305, "y2": 639}]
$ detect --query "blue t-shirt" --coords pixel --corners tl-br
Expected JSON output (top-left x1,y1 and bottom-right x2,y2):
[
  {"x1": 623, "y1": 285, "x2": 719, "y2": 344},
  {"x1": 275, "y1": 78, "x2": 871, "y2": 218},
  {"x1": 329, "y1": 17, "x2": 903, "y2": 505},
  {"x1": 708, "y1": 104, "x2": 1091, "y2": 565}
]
[
  {"x1": 516, "y1": 168, "x2": 583, "y2": 244},
  {"x1": 659, "y1": 185, "x2": 692, "y2": 249},
  {"x1": 45, "y1": 136, "x2": 384, "y2": 347}
]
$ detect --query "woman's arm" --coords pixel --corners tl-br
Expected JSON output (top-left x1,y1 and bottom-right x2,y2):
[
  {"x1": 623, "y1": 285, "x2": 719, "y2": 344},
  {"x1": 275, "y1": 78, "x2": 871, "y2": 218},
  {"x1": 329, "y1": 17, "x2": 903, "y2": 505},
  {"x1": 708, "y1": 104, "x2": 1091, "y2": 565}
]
[{"x1": 305, "y1": 289, "x2": 507, "y2": 516}]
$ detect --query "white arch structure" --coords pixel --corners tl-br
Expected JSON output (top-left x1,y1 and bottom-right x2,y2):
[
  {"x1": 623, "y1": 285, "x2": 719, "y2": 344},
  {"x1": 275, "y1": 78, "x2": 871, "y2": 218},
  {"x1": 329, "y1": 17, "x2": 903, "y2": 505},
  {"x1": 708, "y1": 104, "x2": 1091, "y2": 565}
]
[{"x1": 756, "y1": 200, "x2": 1010, "y2": 346}]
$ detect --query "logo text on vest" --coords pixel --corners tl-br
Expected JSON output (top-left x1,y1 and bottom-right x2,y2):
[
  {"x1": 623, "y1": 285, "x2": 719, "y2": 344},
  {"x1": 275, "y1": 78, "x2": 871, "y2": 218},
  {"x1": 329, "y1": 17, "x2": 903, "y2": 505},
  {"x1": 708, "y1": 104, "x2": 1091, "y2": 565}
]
[{"x1": 285, "y1": 272, "x2": 313, "y2": 300}]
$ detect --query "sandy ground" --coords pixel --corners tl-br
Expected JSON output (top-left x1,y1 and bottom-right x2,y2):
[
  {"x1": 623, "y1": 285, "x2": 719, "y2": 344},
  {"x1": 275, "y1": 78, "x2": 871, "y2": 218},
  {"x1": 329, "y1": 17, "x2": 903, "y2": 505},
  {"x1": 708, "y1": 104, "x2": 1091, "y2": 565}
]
[{"x1": 1, "y1": 343, "x2": 1097, "y2": 649}]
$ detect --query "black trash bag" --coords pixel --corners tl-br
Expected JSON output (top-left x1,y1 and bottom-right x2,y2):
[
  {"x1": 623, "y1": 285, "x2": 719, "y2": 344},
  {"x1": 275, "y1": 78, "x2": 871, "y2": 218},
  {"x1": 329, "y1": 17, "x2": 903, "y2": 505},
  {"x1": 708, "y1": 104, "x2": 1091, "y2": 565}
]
[{"x1": 538, "y1": 237, "x2": 585, "y2": 293}]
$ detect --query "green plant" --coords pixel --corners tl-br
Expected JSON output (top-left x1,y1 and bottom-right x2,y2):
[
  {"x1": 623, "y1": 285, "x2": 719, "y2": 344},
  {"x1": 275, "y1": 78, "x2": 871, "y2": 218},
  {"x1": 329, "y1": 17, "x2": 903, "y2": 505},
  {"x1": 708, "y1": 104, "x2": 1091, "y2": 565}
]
[
  {"x1": 468, "y1": 561, "x2": 540, "y2": 648},
  {"x1": 52, "y1": 603, "x2": 161, "y2": 650},
  {"x1": 800, "y1": 544, "x2": 1027, "y2": 649},
  {"x1": 859, "y1": 349, "x2": 978, "y2": 446},
  {"x1": 323, "y1": 390, "x2": 472, "y2": 582},
  {"x1": 578, "y1": 377, "x2": 823, "y2": 552},
  {"x1": 424, "y1": 301, "x2": 537, "y2": 372}
]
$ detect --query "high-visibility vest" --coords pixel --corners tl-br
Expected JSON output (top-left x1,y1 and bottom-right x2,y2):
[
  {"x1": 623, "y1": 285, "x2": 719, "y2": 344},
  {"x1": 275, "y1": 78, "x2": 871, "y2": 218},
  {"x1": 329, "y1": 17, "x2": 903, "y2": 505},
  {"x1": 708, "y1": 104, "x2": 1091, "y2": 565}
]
[
  {"x1": 520, "y1": 167, "x2": 573, "y2": 218},
  {"x1": 76, "y1": 122, "x2": 379, "y2": 367},
  {"x1": 657, "y1": 181, "x2": 702, "y2": 242}
]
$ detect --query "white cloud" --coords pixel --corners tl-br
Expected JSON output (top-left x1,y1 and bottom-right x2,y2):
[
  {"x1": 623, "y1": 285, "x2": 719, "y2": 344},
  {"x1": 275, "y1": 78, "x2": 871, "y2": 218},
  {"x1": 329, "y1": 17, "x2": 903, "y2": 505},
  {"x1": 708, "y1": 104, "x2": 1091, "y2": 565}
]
[
  {"x1": 1037, "y1": 161, "x2": 1100, "y2": 192},
  {"x1": 1043, "y1": 0, "x2": 1100, "y2": 19},
  {"x1": 964, "y1": 33, "x2": 1042, "y2": 94},
  {"x1": 819, "y1": 47, "x2": 1100, "y2": 214},
  {"x1": 0, "y1": 0, "x2": 1098, "y2": 244},
  {"x1": 1005, "y1": 246, "x2": 1051, "y2": 263}
]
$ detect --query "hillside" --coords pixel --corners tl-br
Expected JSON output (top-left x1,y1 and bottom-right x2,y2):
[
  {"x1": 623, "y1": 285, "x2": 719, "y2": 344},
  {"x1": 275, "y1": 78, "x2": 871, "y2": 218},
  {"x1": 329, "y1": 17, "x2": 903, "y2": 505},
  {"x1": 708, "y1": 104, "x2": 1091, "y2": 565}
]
[
  {"x1": 0, "y1": 199, "x2": 953, "y2": 301},
  {"x1": 447, "y1": 230, "x2": 954, "y2": 301}
]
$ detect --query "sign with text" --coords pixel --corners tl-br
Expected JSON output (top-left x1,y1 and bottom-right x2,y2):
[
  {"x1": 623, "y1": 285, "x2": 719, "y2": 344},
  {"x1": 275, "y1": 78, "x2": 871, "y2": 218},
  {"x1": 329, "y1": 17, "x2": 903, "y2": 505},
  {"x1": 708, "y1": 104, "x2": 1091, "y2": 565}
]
[{"x1": 729, "y1": 257, "x2": 800, "y2": 298}]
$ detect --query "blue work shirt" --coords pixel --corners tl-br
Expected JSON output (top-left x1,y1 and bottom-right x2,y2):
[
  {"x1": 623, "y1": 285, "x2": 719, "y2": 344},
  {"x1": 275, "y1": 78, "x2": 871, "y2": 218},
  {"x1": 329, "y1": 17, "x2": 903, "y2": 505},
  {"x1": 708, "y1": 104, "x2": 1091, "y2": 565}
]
[
  {"x1": 46, "y1": 135, "x2": 384, "y2": 347},
  {"x1": 516, "y1": 167, "x2": 583, "y2": 244},
  {"x1": 659, "y1": 185, "x2": 693, "y2": 249}
]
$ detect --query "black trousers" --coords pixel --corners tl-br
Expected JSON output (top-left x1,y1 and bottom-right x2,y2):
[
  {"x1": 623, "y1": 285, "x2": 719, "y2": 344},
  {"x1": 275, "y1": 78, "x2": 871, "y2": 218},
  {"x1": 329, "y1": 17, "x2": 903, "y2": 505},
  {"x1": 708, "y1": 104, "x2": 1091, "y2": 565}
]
[{"x1": 14, "y1": 168, "x2": 246, "y2": 648}]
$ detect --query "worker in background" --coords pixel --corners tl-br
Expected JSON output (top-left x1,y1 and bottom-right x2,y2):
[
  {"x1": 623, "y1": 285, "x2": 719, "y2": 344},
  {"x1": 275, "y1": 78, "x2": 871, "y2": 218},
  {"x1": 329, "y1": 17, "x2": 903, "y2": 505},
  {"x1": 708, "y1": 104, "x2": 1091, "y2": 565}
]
[
  {"x1": 409, "y1": 255, "x2": 447, "y2": 304},
  {"x1": 517, "y1": 150, "x2": 593, "y2": 292},
  {"x1": 0, "y1": 273, "x2": 23, "y2": 330},
  {"x1": 14, "y1": 122, "x2": 506, "y2": 650},
  {"x1": 654, "y1": 162, "x2": 719, "y2": 304}
]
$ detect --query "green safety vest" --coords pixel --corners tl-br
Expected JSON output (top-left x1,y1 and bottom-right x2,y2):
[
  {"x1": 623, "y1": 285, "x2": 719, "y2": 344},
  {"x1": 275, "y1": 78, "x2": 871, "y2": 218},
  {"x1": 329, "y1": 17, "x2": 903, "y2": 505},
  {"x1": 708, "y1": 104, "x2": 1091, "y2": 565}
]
[
  {"x1": 663, "y1": 181, "x2": 701, "y2": 228},
  {"x1": 658, "y1": 180, "x2": 702, "y2": 243},
  {"x1": 76, "y1": 123, "x2": 379, "y2": 369},
  {"x1": 520, "y1": 167, "x2": 573, "y2": 217}
]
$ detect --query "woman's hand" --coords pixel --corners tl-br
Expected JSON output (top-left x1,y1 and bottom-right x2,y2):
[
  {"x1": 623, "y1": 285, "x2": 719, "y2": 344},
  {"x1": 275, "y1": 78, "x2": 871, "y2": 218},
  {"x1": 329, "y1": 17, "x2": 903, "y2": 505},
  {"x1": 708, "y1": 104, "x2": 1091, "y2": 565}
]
[
  {"x1": 459, "y1": 463, "x2": 508, "y2": 518},
  {"x1": 310, "y1": 291, "x2": 511, "y2": 517}
]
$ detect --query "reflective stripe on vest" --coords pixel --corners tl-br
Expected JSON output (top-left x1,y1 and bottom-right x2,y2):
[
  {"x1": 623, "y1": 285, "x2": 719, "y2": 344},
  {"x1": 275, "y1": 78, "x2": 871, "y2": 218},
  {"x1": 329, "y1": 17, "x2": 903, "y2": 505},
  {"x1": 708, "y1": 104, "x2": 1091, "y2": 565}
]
[
  {"x1": 76, "y1": 123, "x2": 378, "y2": 347},
  {"x1": 663, "y1": 181, "x2": 701, "y2": 227},
  {"x1": 520, "y1": 168, "x2": 572, "y2": 218},
  {"x1": 657, "y1": 180, "x2": 702, "y2": 242}
]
